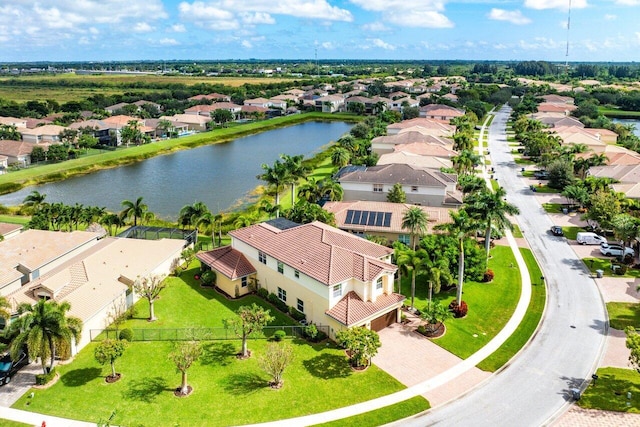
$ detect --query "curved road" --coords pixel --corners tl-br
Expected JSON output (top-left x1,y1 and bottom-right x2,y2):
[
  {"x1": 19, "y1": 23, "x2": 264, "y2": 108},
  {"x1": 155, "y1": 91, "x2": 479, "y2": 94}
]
[{"x1": 399, "y1": 105, "x2": 608, "y2": 426}]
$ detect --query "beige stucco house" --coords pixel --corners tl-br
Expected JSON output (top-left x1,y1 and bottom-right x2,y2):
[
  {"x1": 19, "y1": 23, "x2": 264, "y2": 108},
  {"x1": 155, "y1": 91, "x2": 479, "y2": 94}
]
[{"x1": 197, "y1": 220, "x2": 404, "y2": 338}]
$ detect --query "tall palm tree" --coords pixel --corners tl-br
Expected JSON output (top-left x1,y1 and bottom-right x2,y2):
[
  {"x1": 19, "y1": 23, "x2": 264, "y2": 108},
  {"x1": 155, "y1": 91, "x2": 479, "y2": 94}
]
[
  {"x1": 100, "y1": 213, "x2": 124, "y2": 236},
  {"x1": 396, "y1": 247, "x2": 426, "y2": 311},
  {"x1": 258, "y1": 159, "x2": 289, "y2": 218},
  {"x1": 331, "y1": 147, "x2": 351, "y2": 168},
  {"x1": 120, "y1": 197, "x2": 149, "y2": 227},
  {"x1": 9, "y1": 299, "x2": 82, "y2": 374},
  {"x1": 422, "y1": 255, "x2": 453, "y2": 310},
  {"x1": 435, "y1": 209, "x2": 478, "y2": 307},
  {"x1": 23, "y1": 191, "x2": 47, "y2": 212},
  {"x1": 465, "y1": 187, "x2": 520, "y2": 259},
  {"x1": 319, "y1": 178, "x2": 344, "y2": 203},
  {"x1": 281, "y1": 154, "x2": 309, "y2": 206},
  {"x1": 401, "y1": 206, "x2": 429, "y2": 250},
  {"x1": 178, "y1": 201, "x2": 210, "y2": 230},
  {"x1": 452, "y1": 150, "x2": 480, "y2": 176}
]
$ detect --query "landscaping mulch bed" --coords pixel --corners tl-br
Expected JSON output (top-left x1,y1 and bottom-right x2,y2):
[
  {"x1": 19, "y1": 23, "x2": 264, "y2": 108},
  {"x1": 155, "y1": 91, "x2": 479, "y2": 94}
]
[
  {"x1": 174, "y1": 385, "x2": 193, "y2": 397},
  {"x1": 105, "y1": 373, "x2": 121, "y2": 384}
]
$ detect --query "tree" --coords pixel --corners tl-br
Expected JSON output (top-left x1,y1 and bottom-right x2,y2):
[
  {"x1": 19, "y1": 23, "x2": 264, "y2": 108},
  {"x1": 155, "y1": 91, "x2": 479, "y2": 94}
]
[
  {"x1": 77, "y1": 133, "x2": 98, "y2": 152},
  {"x1": 335, "y1": 327, "x2": 381, "y2": 368},
  {"x1": 420, "y1": 301, "x2": 453, "y2": 335},
  {"x1": 396, "y1": 247, "x2": 426, "y2": 311},
  {"x1": 120, "y1": 120, "x2": 145, "y2": 146},
  {"x1": 212, "y1": 109, "x2": 233, "y2": 127},
  {"x1": 258, "y1": 159, "x2": 289, "y2": 218},
  {"x1": 465, "y1": 187, "x2": 520, "y2": 259},
  {"x1": 0, "y1": 296, "x2": 10, "y2": 321},
  {"x1": 133, "y1": 275, "x2": 167, "y2": 322},
  {"x1": 224, "y1": 304, "x2": 274, "y2": 358},
  {"x1": 178, "y1": 201, "x2": 210, "y2": 230},
  {"x1": 23, "y1": 190, "x2": 47, "y2": 212},
  {"x1": 585, "y1": 190, "x2": 622, "y2": 231},
  {"x1": 435, "y1": 209, "x2": 479, "y2": 307},
  {"x1": 547, "y1": 158, "x2": 574, "y2": 190},
  {"x1": 258, "y1": 342, "x2": 294, "y2": 389},
  {"x1": 387, "y1": 183, "x2": 406, "y2": 203},
  {"x1": 611, "y1": 214, "x2": 639, "y2": 247},
  {"x1": 331, "y1": 147, "x2": 351, "y2": 168},
  {"x1": 452, "y1": 149, "x2": 480, "y2": 175},
  {"x1": 30, "y1": 146, "x2": 46, "y2": 163},
  {"x1": 120, "y1": 196, "x2": 149, "y2": 227},
  {"x1": 47, "y1": 144, "x2": 69, "y2": 162},
  {"x1": 283, "y1": 200, "x2": 335, "y2": 225},
  {"x1": 281, "y1": 154, "x2": 309, "y2": 206},
  {"x1": 94, "y1": 339, "x2": 127, "y2": 381},
  {"x1": 562, "y1": 184, "x2": 590, "y2": 210},
  {"x1": 0, "y1": 124, "x2": 21, "y2": 140},
  {"x1": 422, "y1": 254, "x2": 453, "y2": 309},
  {"x1": 169, "y1": 339, "x2": 203, "y2": 396},
  {"x1": 402, "y1": 206, "x2": 429, "y2": 250},
  {"x1": 180, "y1": 248, "x2": 196, "y2": 271},
  {"x1": 626, "y1": 327, "x2": 640, "y2": 373},
  {"x1": 9, "y1": 299, "x2": 82, "y2": 374}
]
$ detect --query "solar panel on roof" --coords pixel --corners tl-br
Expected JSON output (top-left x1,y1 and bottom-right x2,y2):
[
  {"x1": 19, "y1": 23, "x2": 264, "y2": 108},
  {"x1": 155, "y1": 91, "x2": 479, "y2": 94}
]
[
  {"x1": 352, "y1": 210, "x2": 362, "y2": 224},
  {"x1": 367, "y1": 212, "x2": 376, "y2": 226},
  {"x1": 383, "y1": 212, "x2": 391, "y2": 227},
  {"x1": 345, "y1": 210, "x2": 355, "y2": 225},
  {"x1": 343, "y1": 210, "x2": 393, "y2": 228},
  {"x1": 359, "y1": 211, "x2": 368, "y2": 225},
  {"x1": 374, "y1": 212, "x2": 384, "y2": 227}
]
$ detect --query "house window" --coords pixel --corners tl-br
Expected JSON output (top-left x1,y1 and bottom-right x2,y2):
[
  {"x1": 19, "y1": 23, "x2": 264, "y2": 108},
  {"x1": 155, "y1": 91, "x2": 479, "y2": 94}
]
[
  {"x1": 373, "y1": 184, "x2": 383, "y2": 193},
  {"x1": 258, "y1": 251, "x2": 267, "y2": 264},
  {"x1": 241, "y1": 276, "x2": 248, "y2": 288},
  {"x1": 398, "y1": 234, "x2": 411, "y2": 245},
  {"x1": 278, "y1": 287, "x2": 287, "y2": 302},
  {"x1": 333, "y1": 283, "x2": 343, "y2": 298},
  {"x1": 297, "y1": 298, "x2": 304, "y2": 313},
  {"x1": 376, "y1": 277, "x2": 383, "y2": 290},
  {"x1": 411, "y1": 186, "x2": 419, "y2": 192},
  {"x1": 278, "y1": 261, "x2": 284, "y2": 274},
  {"x1": 294, "y1": 270, "x2": 300, "y2": 278}
]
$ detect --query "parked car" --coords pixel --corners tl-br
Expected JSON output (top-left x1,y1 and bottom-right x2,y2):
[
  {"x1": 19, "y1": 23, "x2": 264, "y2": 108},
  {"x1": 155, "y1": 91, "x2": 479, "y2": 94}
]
[
  {"x1": 599, "y1": 243, "x2": 635, "y2": 257},
  {"x1": 0, "y1": 350, "x2": 29, "y2": 385},
  {"x1": 550, "y1": 225, "x2": 564, "y2": 236},
  {"x1": 577, "y1": 232, "x2": 607, "y2": 245},
  {"x1": 534, "y1": 170, "x2": 549, "y2": 179}
]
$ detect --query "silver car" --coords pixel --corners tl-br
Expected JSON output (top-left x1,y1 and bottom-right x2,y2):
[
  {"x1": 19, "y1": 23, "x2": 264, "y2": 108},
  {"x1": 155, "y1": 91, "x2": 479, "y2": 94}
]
[{"x1": 599, "y1": 243, "x2": 634, "y2": 257}]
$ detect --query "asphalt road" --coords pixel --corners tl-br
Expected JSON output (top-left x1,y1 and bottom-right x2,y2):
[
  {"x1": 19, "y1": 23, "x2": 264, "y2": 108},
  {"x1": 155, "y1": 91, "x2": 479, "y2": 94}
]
[{"x1": 397, "y1": 105, "x2": 608, "y2": 427}]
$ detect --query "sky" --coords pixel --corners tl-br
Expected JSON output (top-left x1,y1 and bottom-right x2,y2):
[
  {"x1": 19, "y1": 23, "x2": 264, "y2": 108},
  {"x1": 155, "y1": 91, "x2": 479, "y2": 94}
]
[{"x1": 0, "y1": 0, "x2": 639, "y2": 63}]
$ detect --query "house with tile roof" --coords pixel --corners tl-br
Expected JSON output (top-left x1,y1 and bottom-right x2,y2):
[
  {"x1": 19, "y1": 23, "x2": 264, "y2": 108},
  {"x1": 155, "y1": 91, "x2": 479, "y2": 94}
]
[
  {"x1": 315, "y1": 95, "x2": 345, "y2": 113},
  {"x1": 323, "y1": 200, "x2": 453, "y2": 246},
  {"x1": 0, "y1": 222, "x2": 22, "y2": 241},
  {"x1": 377, "y1": 150, "x2": 453, "y2": 170},
  {"x1": 0, "y1": 139, "x2": 39, "y2": 166},
  {"x1": 337, "y1": 163, "x2": 462, "y2": 207},
  {"x1": 20, "y1": 124, "x2": 68, "y2": 144},
  {"x1": 371, "y1": 131, "x2": 453, "y2": 155},
  {"x1": 419, "y1": 104, "x2": 465, "y2": 123},
  {"x1": 0, "y1": 117, "x2": 27, "y2": 128},
  {"x1": 386, "y1": 117, "x2": 455, "y2": 137},
  {"x1": 197, "y1": 220, "x2": 404, "y2": 337}
]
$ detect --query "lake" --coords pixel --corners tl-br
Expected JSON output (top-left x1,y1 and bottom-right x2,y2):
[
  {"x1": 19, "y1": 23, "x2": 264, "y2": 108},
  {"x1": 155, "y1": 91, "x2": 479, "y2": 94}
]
[
  {"x1": 612, "y1": 118, "x2": 640, "y2": 138},
  {"x1": 0, "y1": 121, "x2": 352, "y2": 219}
]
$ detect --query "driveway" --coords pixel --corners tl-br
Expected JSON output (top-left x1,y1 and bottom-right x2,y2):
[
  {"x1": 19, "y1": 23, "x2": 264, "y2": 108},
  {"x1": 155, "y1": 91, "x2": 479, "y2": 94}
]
[{"x1": 0, "y1": 362, "x2": 39, "y2": 407}]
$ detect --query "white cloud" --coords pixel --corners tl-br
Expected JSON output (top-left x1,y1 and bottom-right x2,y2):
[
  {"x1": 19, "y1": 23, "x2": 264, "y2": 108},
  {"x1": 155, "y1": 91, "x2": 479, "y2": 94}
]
[
  {"x1": 524, "y1": 0, "x2": 588, "y2": 10},
  {"x1": 241, "y1": 40, "x2": 253, "y2": 48},
  {"x1": 488, "y1": 9, "x2": 531, "y2": 25},
  {"x1": 615, "y1": 0, "x2": 640, "y2": 4},
  {"x1": 159, "y1": 38, "x2": 180, "y2": 46},
  {"x1": 321, "y1": 41, "x2": 335, "y2": 50},
  {"x1": 604, "y1": 14, "x2": 617, "y2": 20},
  {"x1": 493, "y1": 43, "x2": 507, "y2": 50},
  {"x1": 350, "y1": 0, "x2": 453, "y2": 28},
  {"x1": 133, "y1": 22, "x2": 153, "y2": 33},
  {"x1": 179, "y1": 2, "x2": 238, "y2": 30},
  {"x1": 172, "y1": 24, "x2": 187, "y2": 32},
  {"x1": 240, "y1": 12, "x2": 275, "y2": 25},
  {"x1": 361, "y1": 22, "x2": 389, "y2": 32},
  {"x1": 371, "y1": 38, "x2": 396, "y2": 50}
]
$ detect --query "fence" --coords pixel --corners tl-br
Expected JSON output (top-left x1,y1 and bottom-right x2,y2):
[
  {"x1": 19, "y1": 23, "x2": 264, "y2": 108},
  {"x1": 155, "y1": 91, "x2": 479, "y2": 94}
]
[{"x1": 90, "y1": 325, "x2": 330, "y2": 342}]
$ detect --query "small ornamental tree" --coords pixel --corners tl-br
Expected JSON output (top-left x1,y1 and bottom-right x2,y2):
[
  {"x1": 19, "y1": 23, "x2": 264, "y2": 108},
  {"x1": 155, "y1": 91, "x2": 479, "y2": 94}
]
[
  {"x1": 258, "y1": 343, "x2": 294, "y2": 389},
  {"x1": 420, "y1": 302, "x2": 453, "y2": 335},
  {"x1": 224, "y1": 304, "x2": 274, "y2": 358},
  {"x1": 180, "y1": 248, "x2": 195, "y2": 271},
  {"x1": 387, "y1": 183, "x2": 406, "y2": 203},
  {"x1": 169, "y1": 339, "x2": 203, "y2": 396},
  {"x1": 94, "y1": 339, "x2": 127, "y2": 381},
  {"x1": 626, "y1": 327, "x2": 640, "y2": 373},
  {"x1": 133, "y1": 275, "x2": 167, "y2": 322},
  {"x1": 336, "y1": 327, "x2": 381, "y2": 368}
]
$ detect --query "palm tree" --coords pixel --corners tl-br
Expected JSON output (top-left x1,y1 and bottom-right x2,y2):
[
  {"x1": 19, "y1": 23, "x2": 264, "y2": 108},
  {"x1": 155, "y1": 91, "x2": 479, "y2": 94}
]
[
  {"x1": 588, "y1": 153, "x2": 608, "y2": 168},
  {"x1": 318, "y1": 178, "x2": 344, "y2": 203},
  {"x1": 452, "y1": 150, "x2": 480, "y2": 176},
  {"x1": 281, "y1": 154, "x2": 309, "y2": 206},
  {"x1": 23, "y1": 191, "x2": 47, "y2": 212},
  {"x1": 120, "y1": 197, "x2": 149, "y2": 227},
  {"x1": 396, "y1": 247, "x2": 426, "y2": 311},
  {"x1": 100, "y1": 213, "x2": 124, "y2": 236},
  {"x1": 435, "y1": 209, "x2": 478, "y2": 307},
  {"x1": 401, "y1": 206, "x2": 429, "y2": 250},
  {"x1": 178, "y1": 201, "x2": 210, "y2": 230},
  {"x1": 331, "y1": 147, "x2": 351, "y2": 168},
  {"x1": 465, "y1": 187, "x2": 520, "y2": 259},
  {"x1": 297, "y1": 178, "x2": 322, "y2": 204},
  {"x1": 0, "y1": 296, "x2": 10, "y2": 321},
  {"x1": 258, "y1": 159, "x2": 289, "y2": 218},
  {"x1": 9, "y1": 299, "x2": 82, "y2": 374},
  {"x1": 422, "y1": 255, "x2": 452, "y2": 310}
]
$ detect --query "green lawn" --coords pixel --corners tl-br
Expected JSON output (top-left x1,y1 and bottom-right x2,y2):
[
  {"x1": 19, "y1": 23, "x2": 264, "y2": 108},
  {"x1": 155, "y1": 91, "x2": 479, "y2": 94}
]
[
  {"x1": 542, "y1": 203, "x2": 563, "y2": 214},
  {"x1": 400, "y1": 245, "x2": 521, "y2": 359},
  {"x1": 584, "y1": 258, "x2": 640, "y2": 280},
  {"x1": 0, "y1": 214, "x2": 30, "y2": 225},
  {"x1": 533, "y1": 185, "x2": 559, "y2": 194},
  {"x1": 0, "y1": 420, "x2": 31, "y2": 427},
  {"x1": 313, "y1": 396, "x2": 431, "y2": 427},
  {"x1": 579, "y1": 367, "x2": 640, "y2": 413},
  {"x1": 15, "y1": 267, "x2": 412, "y2": 426},
  {"x1": 476, "y1": 248, "x2": 546, "y2": 371},
  {"x1": 514, "y1": 158, "x2": 535, "y2": 165},
  {"x1": 562, "y1": 226, "x2": 582, "y2": 241},
  {"x1": 607, "y1": 302, "x2": 640, "y2": 331},
  {"x1": 511, "y1": 224, "x2": 523, "y2": 238}
]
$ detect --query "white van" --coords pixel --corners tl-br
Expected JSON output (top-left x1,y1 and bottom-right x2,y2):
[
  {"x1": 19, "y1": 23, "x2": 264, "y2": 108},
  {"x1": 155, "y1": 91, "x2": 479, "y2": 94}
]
[{"x1": 576, "y1": 232, "x2": 607, "y2": 245}]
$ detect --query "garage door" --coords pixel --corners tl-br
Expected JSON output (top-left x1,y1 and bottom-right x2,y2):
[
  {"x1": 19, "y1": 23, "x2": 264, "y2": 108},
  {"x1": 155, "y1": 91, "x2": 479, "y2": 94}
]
[{"x1": 371, "y1": 310, "x2": 397, "y2": 332}]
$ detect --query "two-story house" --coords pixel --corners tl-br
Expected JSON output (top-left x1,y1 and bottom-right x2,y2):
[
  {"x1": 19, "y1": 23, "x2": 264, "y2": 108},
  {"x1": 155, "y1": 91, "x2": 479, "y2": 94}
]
[{"x1": 197, "y1": 220, "x2": 404, "y2": 338}]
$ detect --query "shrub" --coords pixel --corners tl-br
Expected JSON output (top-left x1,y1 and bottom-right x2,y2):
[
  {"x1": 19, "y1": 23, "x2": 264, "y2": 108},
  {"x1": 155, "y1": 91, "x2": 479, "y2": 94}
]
[
  {"x1": 303, "y1": 324, "x2": 318, "y2": 341},
  {"x1": 119, "y1": 328, "x2": 133, "y2": 342},
  {"x1": 257, "y1": 288, "x2": 269, "y2": 299},
  {"x1": 267, "y1": 293, "x2": 288, "y2": 313},
  {"x1": 201, "y1": 270, "x2": 216, "y2": 286},
  {"x1": 449, "y1": 300, "x2": 468, "y2": 318},
  {"x1": 273, "y1": 330, "x2": 286, "y2": 341},
  {"x1": 35, "y1": 368, "x2": 56, "y2": 386},
  {"x1": 483, "y1": 269, "x2": 495, "y2": 283},
  {"x1": 288, "y1": 307, "x2": 306, "y2": 322},
  {"x1": 616, "y1": 265, "x2": 628, "y2": 275},
  {"x1": 416, "y1": 325, "x2": 427, "y2": 335}
]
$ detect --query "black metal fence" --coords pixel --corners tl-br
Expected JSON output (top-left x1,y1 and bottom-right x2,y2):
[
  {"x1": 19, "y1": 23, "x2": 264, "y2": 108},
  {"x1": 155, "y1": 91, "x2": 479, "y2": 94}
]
[{"x1": 90, "y1": 325, "x2": 330, "y2": 342}]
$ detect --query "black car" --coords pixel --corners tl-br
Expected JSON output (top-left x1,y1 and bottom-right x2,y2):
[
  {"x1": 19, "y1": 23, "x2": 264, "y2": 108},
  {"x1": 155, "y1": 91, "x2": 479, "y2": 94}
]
[
  {"x1": 550, "y1": 225, "x2": 564, "y2": 236},
  {"x1": 0, "y1": 350, "x2": 29, "y2": 385}
]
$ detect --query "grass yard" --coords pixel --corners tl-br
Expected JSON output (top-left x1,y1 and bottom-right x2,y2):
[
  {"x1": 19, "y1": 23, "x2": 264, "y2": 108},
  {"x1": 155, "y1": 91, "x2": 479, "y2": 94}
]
[
  {"x1": 579, "y1": 367, "x2": 640, "y2": 413},
  {"x1": 511, "y1": 224, "x2": 523, "y2": 238},
  {"x1": 542, "y1": 203, "x2": 563, "y2": 214},
  {"x1": 400, "y1": 245, "x2": 521, "y2": 359},
  {"x1": 476, "y1": 248, "x2": 546, "y2": 371},
  {"x1": 584, "y1": 258, "x2": 640, "y2": 280},
  {"x1": 15, "y1": 267, "x2": 412, "y2": 426},
  {"x1": 562, "y1": 226, "x2": 582, "y2": 241},
  {"x1": 313, "y1": 396, "x2": 431, "y2": 427},
  {"x1": 0, "y1": 420, "x2": 31, "y2": 427},
  {"x1": 607, "y1": 302, "x2": 640, "y2": 331},
  {"x1": 514, "y1": 158, "x2": 535, "y2": 165},
  {"x1": 0, "y1": 214, "x2": 30, "y2": 225},
  {"x1": 533, "y1": 185, "x2": 559, "y2": 194}
]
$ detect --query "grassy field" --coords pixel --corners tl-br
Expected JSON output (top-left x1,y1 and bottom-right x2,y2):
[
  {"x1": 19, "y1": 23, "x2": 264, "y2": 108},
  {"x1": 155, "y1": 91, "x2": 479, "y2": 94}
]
[
  {"x1": 476, "y1": 248, "x2": 546, "y2": 371},
  {"x1": 584, "y1": 258, "x2": 640, "y2": 280},
  {"x1": 607, "y1": 302, "x2": 640, "y2": 331},
  {"x1": 562, "y1": 226, "x2": 582, "y2": 241},
  {"x1": 579, "y1": 367, "x2": 640, "y2": 413},
  {"x1": 599, "y1": 107, "x2": 640, "y2": 119},
  {"x1": 0, "y1": 214, "x2": 30, "y2": 225},
  {"x1": 314, "y1": 396, "x2": 431, "y2": 427},
  {"x1": 400, "y1": 245, "x2": 520, "y2": 359},
  {"x1": 14, "y1": 266, "x2": 412, "y2": 427}
]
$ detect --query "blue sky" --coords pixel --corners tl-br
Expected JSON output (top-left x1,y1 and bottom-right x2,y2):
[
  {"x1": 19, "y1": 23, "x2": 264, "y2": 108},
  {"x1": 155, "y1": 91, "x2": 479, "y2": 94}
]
[{"x1": 0, "y1": 1, "x2": 638, "y2": 62}]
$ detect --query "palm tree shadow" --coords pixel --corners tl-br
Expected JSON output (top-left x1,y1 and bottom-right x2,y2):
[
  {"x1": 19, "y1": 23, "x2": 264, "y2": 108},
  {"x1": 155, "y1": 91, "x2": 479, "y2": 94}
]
[
  {"x1": 223, "y1": 372, "x2": 268, "y2": 394},
  {"x1": 122, "y1": 376, "x2": 170, "y2": 403},
  {"x1": 60, "y1": 367, "x2": 102, "y2": 387},
  {"x1": 302, "y1": 353, "x2": 351, "y2": 379},
  {"x1": 200, "y1": 342, "x2": 235, "y2": 366}
]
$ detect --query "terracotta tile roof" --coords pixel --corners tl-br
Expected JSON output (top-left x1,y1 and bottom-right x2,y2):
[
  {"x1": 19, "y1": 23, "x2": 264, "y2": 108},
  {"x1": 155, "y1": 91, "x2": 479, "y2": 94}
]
[
  {"x1": 0, "y1": 222, "x2": 22, "y2": 237},
  {"x1": 393, "y1": 141, "x2": 457, "y2": 157},
  {"x1": 241, "y1": 105, "x2": 268, "y2": 113},
  {"x1": 185, "y1": 105, "x2": 217, "y2": 113},
  {"x1": 0, "y1": 140, "x2": 38, "y2": 157},
  {"x1": 378, "y1": 151, "x2": 452, "y2": 170},
  {"x1": 197, "y1": 246, "x2": 256, "y2": 280},
  {"x1": 68, "y1": 119, "x2": 110, "y2": 131},
  {"x1": 325, "y1": 291, "x2": 405, "y2": 326},
  {"x1": 229, "y1": 221, "x2": 395, "y2": 286},
  {"x1": 387, "y1": 118, "x2": 455, "y2": 134},
  {"x1": 103, "y1": 115, "x2": 140, "y2": 127},
  {"x1": 419, "y1": 104, "x2": 465, "y2": 116},
  {"x1": 21, "y1": 124, "x2": 68, "y2": 136},
  {"x1": 338, "y1": 163, "x2": 456, "y2": 188}
]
